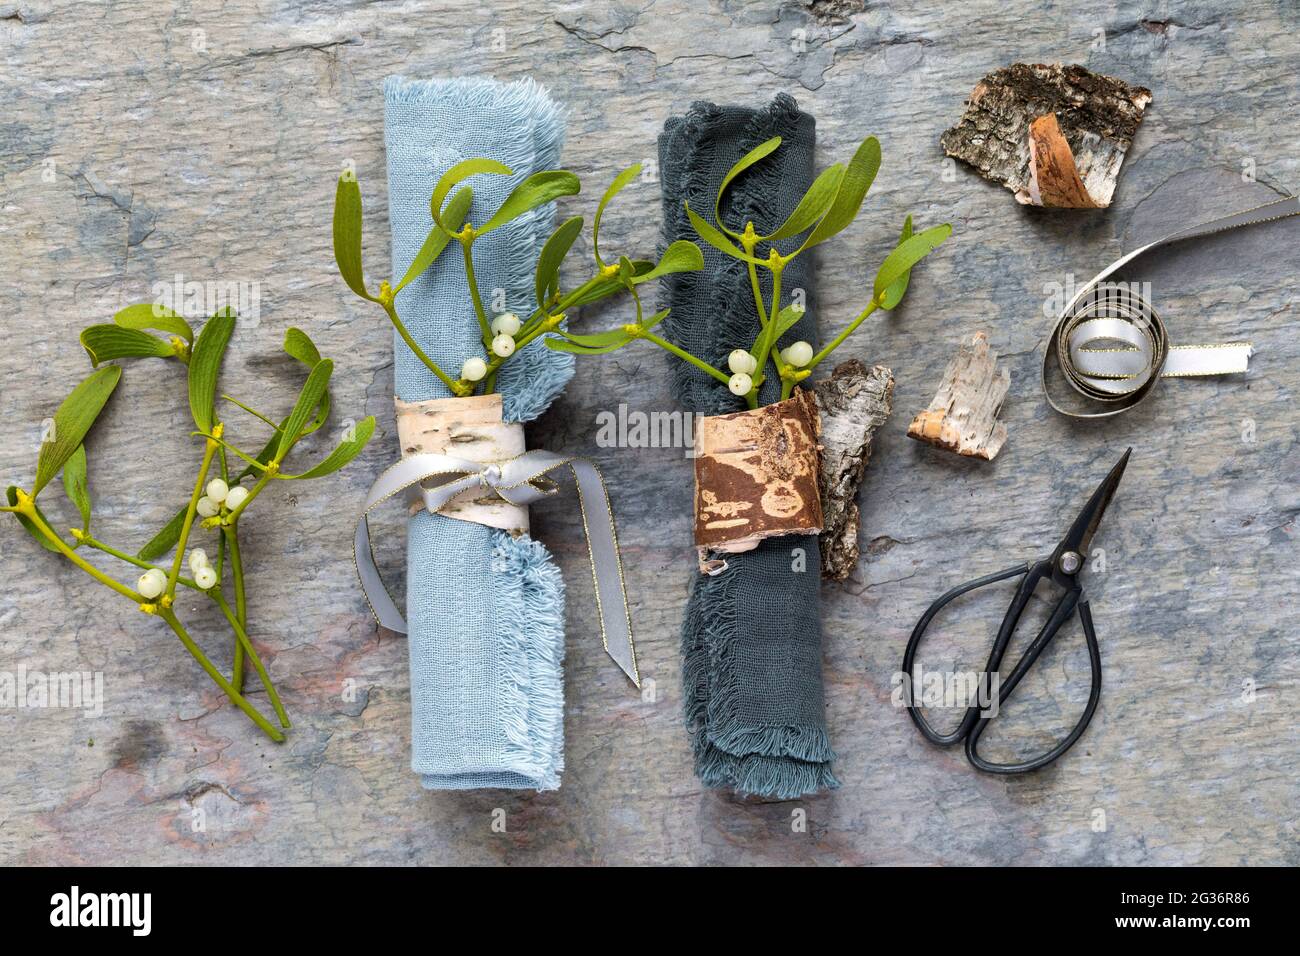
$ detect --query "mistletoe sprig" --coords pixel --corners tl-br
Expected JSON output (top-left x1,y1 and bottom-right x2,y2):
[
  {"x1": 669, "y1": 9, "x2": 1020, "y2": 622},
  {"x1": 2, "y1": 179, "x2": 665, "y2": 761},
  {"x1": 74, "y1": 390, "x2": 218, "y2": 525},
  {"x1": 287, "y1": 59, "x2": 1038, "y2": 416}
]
[
  {"x1": 547, "y1": 135, "x2": 953, "y2": 407},
  {"x1": 333, "y1": 161, "x2": 704, "y2": 395},
  {"x1": 1, "y1": 307, "x2": 376, "y2": 741}
]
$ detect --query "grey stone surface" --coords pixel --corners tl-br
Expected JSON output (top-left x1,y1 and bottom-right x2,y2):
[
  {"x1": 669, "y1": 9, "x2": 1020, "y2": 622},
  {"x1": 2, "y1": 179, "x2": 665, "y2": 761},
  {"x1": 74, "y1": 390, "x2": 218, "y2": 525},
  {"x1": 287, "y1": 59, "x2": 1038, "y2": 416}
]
[{"x1": 0, "y1": 0, "x2": 1296, "y2": 865}]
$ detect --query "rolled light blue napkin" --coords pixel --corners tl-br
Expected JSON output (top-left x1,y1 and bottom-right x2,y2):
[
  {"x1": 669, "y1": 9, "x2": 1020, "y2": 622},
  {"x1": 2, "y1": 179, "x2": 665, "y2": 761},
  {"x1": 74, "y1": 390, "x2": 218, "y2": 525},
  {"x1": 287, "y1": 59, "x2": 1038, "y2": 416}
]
[{"x1": 383, "y1": 76, "x2": 574, "y2": 790}]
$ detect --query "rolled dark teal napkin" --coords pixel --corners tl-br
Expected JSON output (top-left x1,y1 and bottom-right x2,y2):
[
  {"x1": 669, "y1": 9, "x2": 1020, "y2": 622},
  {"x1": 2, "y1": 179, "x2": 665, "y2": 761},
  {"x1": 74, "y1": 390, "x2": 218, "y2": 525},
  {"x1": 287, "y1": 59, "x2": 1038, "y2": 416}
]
[{"x1": 659, "y1": 94, "x2": 838, "y2": 798}]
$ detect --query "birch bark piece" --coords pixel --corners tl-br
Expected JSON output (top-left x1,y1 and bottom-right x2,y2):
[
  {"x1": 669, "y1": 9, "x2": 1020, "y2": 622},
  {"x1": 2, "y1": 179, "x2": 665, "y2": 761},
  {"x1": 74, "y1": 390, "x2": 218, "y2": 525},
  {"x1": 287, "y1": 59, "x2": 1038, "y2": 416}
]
[
  {"x1": 693, "y1": 391, "x2": 823, "y2": 565},
  {"x1": 810, "y1": 359, "x2": 894, "y2": 582},
  {"x1": 940, "y1": 62, "x2": 1152, "y2": 208},
  {"x1": 395, "y1": 393, "x2": 530, "y2": 534},
  {"x1": 907, "y1": 331, "x2": 1009, "y2": 461}
]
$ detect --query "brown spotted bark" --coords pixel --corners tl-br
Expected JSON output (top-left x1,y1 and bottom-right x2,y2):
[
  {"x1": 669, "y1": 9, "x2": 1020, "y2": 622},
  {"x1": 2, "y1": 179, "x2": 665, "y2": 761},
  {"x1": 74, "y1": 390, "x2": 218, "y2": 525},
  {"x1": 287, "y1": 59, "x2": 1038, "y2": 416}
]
[
  {"x1": 941, "y1": 62, "x2": 1151, "y2": 208},
  {"x1": 693, "y1": 391, "x2": 822, "y2": 558}
]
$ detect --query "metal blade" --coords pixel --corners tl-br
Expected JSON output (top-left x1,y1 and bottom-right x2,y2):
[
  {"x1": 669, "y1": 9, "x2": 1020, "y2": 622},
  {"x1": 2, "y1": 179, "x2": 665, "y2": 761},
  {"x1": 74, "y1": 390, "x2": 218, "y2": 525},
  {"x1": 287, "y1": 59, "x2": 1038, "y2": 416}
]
[{"x1": 1058, "y1": 448, "x2": 1131, "y2": 562}]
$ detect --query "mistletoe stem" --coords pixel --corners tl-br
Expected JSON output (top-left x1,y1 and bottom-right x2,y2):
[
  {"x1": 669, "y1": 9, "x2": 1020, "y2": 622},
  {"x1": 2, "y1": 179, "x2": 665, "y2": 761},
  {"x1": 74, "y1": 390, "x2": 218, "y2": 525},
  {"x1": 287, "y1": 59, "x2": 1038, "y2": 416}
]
[
  {"x1": 381, "y1": 299, "x2": 462, "y2": 394},
  {"x1": 12, "y1": 496, "x2": 141, "y2": 601},
  {"x1": 461, "y1": 238, "x2": 493, "y2": 347},
  {"x1": 159, "y1": 608, "x2": 284, "y2": 742},
  {"x1": 167, "y1": 430, "x2": 219, "y2": 599},
  {"x1": 79, "y1": 534, "x2": 201, "y2": 591},
  {"x1": 808, "y1": 298, "x2": 881, "y2": 370},
  {"x1": 225, "y1": 527, "x2": 248, "y2": 692},
  {"x1": 639, "y1": 331, "x2": 731, "y2": 386},
  {"x1": 213, "y1": 591, "x2": 288, "y2": 729}
]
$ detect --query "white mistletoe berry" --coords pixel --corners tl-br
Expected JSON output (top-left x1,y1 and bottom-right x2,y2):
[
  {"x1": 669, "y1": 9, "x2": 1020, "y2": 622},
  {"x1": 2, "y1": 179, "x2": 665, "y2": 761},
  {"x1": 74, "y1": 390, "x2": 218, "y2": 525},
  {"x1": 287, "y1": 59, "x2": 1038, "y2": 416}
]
[
  {"x1": 205, "y1": 478, "x2": 229, "y2": 503},
  {"x1": 194, "y1": 566, "x2": 217, "y2": 590},
  {"x1": 196, "y1": 496, "x2": 219, "y2": 518},
  {"x1": 137, "y1": 568, "x2": 166, "y2": 599},
  {"x1": 188, "y1": 549, "x2": 210, "y2": 574},
  {"x1": 781, "y1": 341, "x2": 814, "y2": 368},
  {"x1": 461, "y1": 357, "x2": 487, "y2": 382},
  {"x1": 491, "y1": 334, "x2": 516, "y2": 358},
  {"x1": 728, "y1": 349, "x2": 758, "y2": 375},
  {"x1": 728, "y1": 372, "x2": 754, "y2": 396},
  {"x1": 224, "y1": 485, "x2": 249, "y2": 511},
  {"x1": 491, "y1": 313, "x2": 521, "y2": 336}
]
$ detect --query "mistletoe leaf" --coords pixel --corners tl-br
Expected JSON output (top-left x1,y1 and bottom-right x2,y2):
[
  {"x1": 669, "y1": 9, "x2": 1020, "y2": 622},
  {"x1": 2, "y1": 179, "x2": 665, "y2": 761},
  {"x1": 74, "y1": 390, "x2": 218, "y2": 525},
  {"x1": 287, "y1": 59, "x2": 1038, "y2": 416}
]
[
  {"x1": 593, "y1": 164, "x2": 640, "y2": 266},
  {"x1": 535, "y1": 215, "x2": 584, "y2": 308},
  {"x1": 878, "y1": 215, "x2": 916, "y2": 310},
  {"x1": 685, "y1": 203, "x2": 764, "y2": 265},
  {"x1": 80, "y1": 325, "x2": 175, "y2": 367},
  {"x1": 478, "y1": 170, "x2": 580, "y2": 236},
  {"x1": 430, "y1": 158, "x2": 511, "y2": 230},
  {"x1": 630, "y1": 240, "x2": 704, "y2": 285},
  {"x1": 113, "y1": 303, "x2": 193, "y2": 343},
  {"x1": 283, "y1": 328, "x2": 331, "y2": 435},
  {"x1": 333, "y1": 171, "x2": 374, "y2": 301},
  {"x1": 62, "y1": 443, "x2": 91, "y2": 538},
  {"x1": 34, "y1": 365, "x2": 121, "y2": 497},
  {"x1": 802, "y1": 136, "x2": 882, "y2": 250},
  {"x1": 188, "y1": 309, "x2": 236, "y2": 434},
  {"x1": 715, "y1": 137, "x2": 781, "y2": 238},
  {"x1": 396, "y1": 186, "x2": 473, "y2": 293},
  {"x1": 278, "y1": 416, "x2": 376, "y2": 480},
  {"x1": 276, "y1": 359, "x2": 332, "y2": 461},
  {"x1": 873, "y1": 223, "x2": 952, "y2": 305},
  {"x1": 766, "y1": 163, "x2": 845, "y2": 242}
]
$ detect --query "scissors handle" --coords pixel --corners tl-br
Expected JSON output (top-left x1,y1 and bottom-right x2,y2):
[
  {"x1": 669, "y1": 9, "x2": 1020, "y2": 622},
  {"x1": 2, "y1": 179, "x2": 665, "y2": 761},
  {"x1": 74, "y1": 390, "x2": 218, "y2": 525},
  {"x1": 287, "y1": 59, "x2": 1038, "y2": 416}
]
[
  {"x1": 901, "y1": 559, "x2": 1102, "y2": 774},
  {"x1": 965, "y1": 599, "x2": 1102, "y2": 773},
  {"x1": 901, "y1": 562, "x2": 1032, "y2": 747}
]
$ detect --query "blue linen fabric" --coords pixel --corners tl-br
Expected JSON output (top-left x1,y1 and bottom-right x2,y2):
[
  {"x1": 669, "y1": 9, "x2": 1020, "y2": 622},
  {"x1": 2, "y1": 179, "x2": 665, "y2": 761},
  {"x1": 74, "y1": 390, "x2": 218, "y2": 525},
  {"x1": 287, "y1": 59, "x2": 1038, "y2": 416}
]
[{"x1": 383, "y1": 76, "x2": 574, "y2": 790}]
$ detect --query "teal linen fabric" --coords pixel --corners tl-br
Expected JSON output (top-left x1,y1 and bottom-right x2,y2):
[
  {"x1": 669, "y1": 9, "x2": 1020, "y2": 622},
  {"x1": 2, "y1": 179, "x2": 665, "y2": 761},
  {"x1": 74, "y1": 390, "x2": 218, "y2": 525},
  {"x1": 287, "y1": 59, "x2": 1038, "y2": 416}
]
[
  {"x1": 659, "y1": 94, "x2": 838, "y2": 798},
  {"x1": 384, "y1": 76, "x2": 573, "y2": 790}
]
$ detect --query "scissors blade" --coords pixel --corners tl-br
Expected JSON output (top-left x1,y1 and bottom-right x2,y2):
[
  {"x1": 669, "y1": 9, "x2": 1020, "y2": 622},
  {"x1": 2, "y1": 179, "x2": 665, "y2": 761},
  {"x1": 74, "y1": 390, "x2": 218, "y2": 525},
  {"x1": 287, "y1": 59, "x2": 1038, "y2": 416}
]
[{"x1": 1058, "y1": 448, "x2": 1131, "y2": 561}]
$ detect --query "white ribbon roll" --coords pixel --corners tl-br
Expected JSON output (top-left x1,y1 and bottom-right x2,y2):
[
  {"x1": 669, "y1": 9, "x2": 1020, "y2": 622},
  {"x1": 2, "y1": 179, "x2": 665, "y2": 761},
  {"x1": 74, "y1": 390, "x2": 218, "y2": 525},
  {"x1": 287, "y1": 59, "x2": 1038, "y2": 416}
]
[{"x1": 1043, "y1": 195, "x2": 1299, "y2": 418}]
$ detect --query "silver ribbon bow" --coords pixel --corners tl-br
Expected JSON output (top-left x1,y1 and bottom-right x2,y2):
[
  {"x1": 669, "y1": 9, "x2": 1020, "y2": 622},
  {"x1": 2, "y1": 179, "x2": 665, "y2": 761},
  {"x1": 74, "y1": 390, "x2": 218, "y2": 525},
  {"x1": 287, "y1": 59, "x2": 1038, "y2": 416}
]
[
  {"x1": 353, "y1": 449, "x2": 640, "y2": 686},
  {"x1": 1043, "y1": 195, "x2": 1300, "y2": 418}
]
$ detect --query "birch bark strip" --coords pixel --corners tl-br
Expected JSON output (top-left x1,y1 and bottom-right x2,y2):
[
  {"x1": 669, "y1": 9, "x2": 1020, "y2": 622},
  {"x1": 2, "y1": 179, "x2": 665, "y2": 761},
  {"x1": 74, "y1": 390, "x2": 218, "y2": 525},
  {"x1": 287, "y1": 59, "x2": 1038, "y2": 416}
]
[
  {"x1": 811, "y1": 359, "x2": 894, "y2": 581},
  {"x1": 1027, "y1": 113, "x2": 1099, "y2": 209},
  {"x1": 907, "y1": 331, "x2": 1009, "y2": 461},
  {"x1": 693, "y1": 391, "x2": 822, "y2": 560},
  {"x1": 395, "y1": 393, "x2": 530, "y2": 533}
]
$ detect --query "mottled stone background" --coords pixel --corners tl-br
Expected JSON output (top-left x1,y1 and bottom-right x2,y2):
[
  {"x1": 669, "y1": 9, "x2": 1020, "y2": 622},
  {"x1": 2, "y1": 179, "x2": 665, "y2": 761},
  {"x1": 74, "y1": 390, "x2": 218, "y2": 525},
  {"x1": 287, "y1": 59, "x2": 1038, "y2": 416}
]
[{"x1": 0, "y1": 0, "x2": 1295, "y2": 865}]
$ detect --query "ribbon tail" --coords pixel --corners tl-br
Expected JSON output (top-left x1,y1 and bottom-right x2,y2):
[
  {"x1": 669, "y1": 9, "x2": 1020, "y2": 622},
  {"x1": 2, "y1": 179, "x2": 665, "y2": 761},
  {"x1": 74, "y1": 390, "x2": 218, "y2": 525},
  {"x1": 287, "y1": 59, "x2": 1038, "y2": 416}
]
[
  {"x1": 567, "y1": 458, "x2": 640, "y2": 687},
  {"x1": 354, "y1": 448, "x2": 641, "y2": 688},
  {"x1": 352, "y1": 452, "x2": 488, "y2": 635},
  {"x1": 355, "y1": 512, "x2": 407, "y2": 634},
  {"x1": 1163, "y1": 343, "x2": 1253, "y2": 377}
]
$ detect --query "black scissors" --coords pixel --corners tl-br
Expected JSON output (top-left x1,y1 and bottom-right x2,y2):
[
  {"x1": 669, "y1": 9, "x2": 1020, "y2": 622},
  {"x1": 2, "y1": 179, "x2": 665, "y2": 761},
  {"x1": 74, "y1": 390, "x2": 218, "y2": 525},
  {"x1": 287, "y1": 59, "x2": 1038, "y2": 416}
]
[{"x1": 901, "y1": 449, "x2": 1131, "y2": 774}]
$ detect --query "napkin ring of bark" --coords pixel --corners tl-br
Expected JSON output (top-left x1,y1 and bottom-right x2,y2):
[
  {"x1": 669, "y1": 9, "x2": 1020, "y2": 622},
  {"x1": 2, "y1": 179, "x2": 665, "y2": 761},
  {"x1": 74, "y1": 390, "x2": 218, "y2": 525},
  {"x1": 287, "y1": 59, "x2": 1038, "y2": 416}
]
[
  {"x1": 693, "y1": 391, "x2": 823, "y2": 573},
  {"x1": 396, "y1": 393, "x2": 531, "y2": 533}
]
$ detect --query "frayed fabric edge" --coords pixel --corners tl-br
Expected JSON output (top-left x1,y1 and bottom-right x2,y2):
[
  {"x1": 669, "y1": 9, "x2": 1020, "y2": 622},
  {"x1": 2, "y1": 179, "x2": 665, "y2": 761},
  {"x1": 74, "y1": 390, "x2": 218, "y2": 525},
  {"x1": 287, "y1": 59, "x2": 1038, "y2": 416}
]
[
  {"x1": 384, "y1": 74, "x2": 574, "y2": 422},
  {"x1": 681, "y1": 560, "x2": 837, "y2": 801},
  {"x1": 417, "y1": 531, "x2": 566, "y2": 792}
]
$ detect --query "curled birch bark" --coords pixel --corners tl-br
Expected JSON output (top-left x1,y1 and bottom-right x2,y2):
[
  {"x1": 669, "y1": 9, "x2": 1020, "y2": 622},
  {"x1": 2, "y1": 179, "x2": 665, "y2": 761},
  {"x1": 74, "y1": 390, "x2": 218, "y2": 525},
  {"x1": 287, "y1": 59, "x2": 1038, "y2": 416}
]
[
  {"x1": 810, "y1": 359, "x2": 894, "y2": 581},
  {"x1": 692, "y1": 391, "x2": 822, "y2": 568},
  {"x1": 941, "y1": 62, "x2": 1152, "y2": 208},
  {"x1": 395, "y1": 393, "x2": 529, "y2": 534},
  {"x1": 907, "y1": 331, "x2": 1009, "y2": 461}
]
